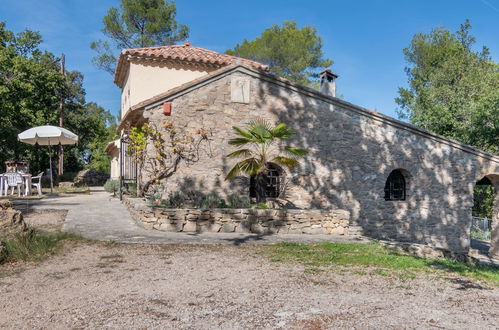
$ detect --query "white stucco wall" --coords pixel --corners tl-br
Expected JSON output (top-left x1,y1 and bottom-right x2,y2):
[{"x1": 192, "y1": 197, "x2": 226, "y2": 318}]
[
  {"x1": 120, "y1": 61, "x2": 215, "y2": 118},
  {"x1": 121, "y1": 70, "x2": 131, "y2": 118}
]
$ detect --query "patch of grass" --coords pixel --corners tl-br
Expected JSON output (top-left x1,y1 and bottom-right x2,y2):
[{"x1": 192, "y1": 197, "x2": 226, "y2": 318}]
[
  {"x1": 264, "y1": 241, "x2": 499, "y2": 285},
  {"x1": 104, "y1": 240, "x2": 118, "y2": 248},
  {"x1": 304, "y1": 267, "x2": 325, "y2": 274},
  {"x1": 100, "y1": 253, "x2": 123, "y2": 260},
  {"x1": 428, "y1": 258, "x2": 499, "y2": 284},
  {"x1": 0, "y1": 229, "x2": 83, "y2": 264},
  {"x1": 55, "y1": 185, "x2": 90, "y2": 194}
]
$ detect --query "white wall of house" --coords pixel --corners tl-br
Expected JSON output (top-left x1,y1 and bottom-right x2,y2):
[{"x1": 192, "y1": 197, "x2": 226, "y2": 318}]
[
  {"x1": 120, "y1": 61, "x2": 214, "y2": 119},
  {"x1": 121, "y1": 70, "x2": 131, "y2": 117}
]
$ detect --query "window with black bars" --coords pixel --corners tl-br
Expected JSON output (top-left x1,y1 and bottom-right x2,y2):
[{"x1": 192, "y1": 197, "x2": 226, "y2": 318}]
[
  {"x1": 384, "y1": 170, "x2": 406, "y2": 201},
  {"x1": 249, "y1": 164, "x2": 281, "y2": 198}
]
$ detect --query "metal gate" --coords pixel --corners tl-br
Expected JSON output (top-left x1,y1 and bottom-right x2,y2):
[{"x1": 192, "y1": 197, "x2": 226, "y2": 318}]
[{"x1": 119, "y1": 135, "x2": 137, "y2": 200}]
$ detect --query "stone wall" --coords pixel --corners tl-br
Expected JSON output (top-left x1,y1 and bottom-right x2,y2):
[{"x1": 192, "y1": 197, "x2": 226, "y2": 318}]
[
  {"x1": 124, "y1": 198, "x2": 360, "y2": 236},
  {"x1": 136, "y1": 66, "x2": 499, "y2": 255}
]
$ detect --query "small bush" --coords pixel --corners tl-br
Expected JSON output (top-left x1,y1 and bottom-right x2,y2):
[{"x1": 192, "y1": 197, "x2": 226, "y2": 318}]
[
  {"x1": 104, "y1": 179, "x2": 120, "y2": 196},
  {"x1": 198, "y1": 194, "x2": 227, "y2": 209},
  {"x1": 227, "y1": 194, "x2": 252, "y2": 208},
  {"x1": 162, "y1": 191, "x2": 187, "y2": 208},
  {"x1": 126, "y1": 183, "x2": 138, "y2": 197},
  {"x1": 147, "y1": 184, "x2": 164, "y2": 205}
]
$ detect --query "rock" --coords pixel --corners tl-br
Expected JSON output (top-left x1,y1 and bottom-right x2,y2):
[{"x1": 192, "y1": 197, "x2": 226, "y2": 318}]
[
  {"x1": 0, "y1": 200, "x2": 26, "y2": 234},
  {"x1": 0, "y1": 200, "x2": 11, "y2": 210},
  {"x1": 74, "y1": 169, "x2": 110, "y2": 186},
  {"x1": 221, "y1": 223, "x2": 236, "y2": 233},
  {"x1": 183, "y1": 221, "x2": 197, "y2": 232},
  {"x1": 329, "y1": 226, "x2": 346, "y2": 235},
  {"x1": 303, "y1": 226, "x2": 327, "y2": 234}
]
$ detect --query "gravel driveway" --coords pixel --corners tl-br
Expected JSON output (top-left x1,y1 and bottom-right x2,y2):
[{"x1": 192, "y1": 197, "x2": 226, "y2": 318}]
[{"x1": 0, "y1": 242, "x2": 497, "y2": 329}]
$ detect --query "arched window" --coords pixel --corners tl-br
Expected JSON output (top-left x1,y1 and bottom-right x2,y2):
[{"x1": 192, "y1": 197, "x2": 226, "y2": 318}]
[
  {"x1": 384, "y1": 170, "x2": 406, "y2": 201},
  {"x1": 250, "y1": 163, "x2": 282, "y2": 198}
]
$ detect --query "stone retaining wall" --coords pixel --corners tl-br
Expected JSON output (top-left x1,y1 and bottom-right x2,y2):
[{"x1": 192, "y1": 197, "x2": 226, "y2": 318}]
[{"x1": 124, "y1": 198, "x2": 361, "y2": 236}]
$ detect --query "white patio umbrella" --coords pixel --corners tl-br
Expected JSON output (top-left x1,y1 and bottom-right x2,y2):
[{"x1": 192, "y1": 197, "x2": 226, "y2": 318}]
[{"x1": 18, "y1": 125, "x2": 78, "y2": 193}]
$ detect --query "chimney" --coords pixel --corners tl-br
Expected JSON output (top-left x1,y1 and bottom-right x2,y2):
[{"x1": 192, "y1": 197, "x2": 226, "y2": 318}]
[{"x1": 320, "y1": 69, "x2": 338, "y2": 97}]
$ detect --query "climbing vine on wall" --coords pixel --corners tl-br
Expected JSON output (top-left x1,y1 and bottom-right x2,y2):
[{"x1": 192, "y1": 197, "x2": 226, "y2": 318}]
[{"x1": 127, "y1": 119, "x2": 209, "y2": 197}]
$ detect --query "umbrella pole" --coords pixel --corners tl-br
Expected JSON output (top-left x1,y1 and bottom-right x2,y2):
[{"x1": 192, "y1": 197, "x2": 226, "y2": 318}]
[{"x1": 49, "y1": 142, "x2": 53, "y2": 193}]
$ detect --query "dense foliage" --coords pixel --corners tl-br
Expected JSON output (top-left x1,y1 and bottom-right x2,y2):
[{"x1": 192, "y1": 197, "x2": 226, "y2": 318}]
[
  {"x1": 473, "y1": 185, "x2": 496, "y2": 218},
  {"x1": 396, "y1": 20, "x2": 499, "y2": 154},
  {"x1": 397, "y1": 20, "x2": 498, "y2": 218},
  {"x1": 91, "y1": 0, "x2": 189, "y2": 74},
  {"x1": 226, "y1": 21, "x2": 333, "y2": 86},
  {"x1": 0, "y1": 22, "x2": 116, "y2": 174}
]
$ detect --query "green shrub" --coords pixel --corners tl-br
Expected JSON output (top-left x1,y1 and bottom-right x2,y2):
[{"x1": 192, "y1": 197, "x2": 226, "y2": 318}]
[
  {"x1": 147, "y1": 184, "x2": 164, "y2": 205},
  {"x1": 198, "y1": 193, "x2": 227, "y2": 208},
  {"x1": 104, "y1": 179, "x2": 120, "y2": 196},
  {"x1": 227, "y1": 194, "x2": 252, "y2": 208},
  {"x1": 162, "y1": 191, "x2": 187, "y2": 208},
  {"x1": 252, "y1": 202, "x2": 271, "y2": 209},
  {"x1": 150, "y1": 191, "x2": 254, "y2": 209},
  {"x1": 126, "y1": 183, "x2": 137, "y2": 197}
]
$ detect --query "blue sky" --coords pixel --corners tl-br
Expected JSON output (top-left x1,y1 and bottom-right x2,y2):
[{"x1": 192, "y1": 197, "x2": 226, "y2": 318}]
[{"x1": 1, "y1": 0, "x2": 498, "y2": 119}]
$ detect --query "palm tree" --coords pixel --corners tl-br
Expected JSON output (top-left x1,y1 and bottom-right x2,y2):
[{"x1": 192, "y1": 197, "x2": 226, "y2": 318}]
[{"x1": 225, "y1": 119, "x2": 308, "y2": 203}]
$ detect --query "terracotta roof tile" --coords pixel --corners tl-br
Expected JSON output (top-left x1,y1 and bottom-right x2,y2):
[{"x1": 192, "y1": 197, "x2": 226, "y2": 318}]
[{"x1": 114, "y1": 41, "x2": 268, "y2": 86}]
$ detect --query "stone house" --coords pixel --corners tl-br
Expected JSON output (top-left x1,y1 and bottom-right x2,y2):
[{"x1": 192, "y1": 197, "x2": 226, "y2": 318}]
[{"x1": 110, "y1": 42, "x2": 499, "y2": 257}]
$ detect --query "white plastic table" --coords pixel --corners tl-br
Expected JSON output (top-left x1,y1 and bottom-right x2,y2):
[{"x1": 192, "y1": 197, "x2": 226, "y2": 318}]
[{"x1": 0, "y1": 173, "x2": 32, "y2": 197}]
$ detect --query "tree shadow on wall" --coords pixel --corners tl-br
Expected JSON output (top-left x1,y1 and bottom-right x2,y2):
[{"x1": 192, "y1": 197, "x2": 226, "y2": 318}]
[{"x1": 252, "y1": 75, "x2": 499, "y2": 256}]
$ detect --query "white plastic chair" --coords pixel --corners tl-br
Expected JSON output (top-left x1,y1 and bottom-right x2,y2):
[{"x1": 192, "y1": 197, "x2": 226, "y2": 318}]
[
  {"x1": 4, "y1": 172, "x2": 24, "y2": 197},
  {"x1": 31, "y1": 172, "x2": 44, "y2": 196}
]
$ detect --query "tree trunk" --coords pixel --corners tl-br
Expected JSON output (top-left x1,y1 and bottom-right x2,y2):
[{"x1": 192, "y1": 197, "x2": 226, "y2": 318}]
[
  {"x1": 138, "y1": 155, "x2": 182, "y2": 197},
  {"x1": 254, "y1": 172, "x2": 268, "y2": 204}
]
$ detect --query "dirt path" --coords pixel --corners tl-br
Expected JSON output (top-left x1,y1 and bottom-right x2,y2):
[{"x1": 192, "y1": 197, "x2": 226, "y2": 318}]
[{"x1": 0, "y1": 243, "x2": 497, "y2": 329}]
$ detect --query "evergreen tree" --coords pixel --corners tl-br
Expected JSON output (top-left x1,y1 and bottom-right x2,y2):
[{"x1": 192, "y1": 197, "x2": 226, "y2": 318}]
[
  {"x1": 396, "y1": 20, "x2": 499, "y2": 154},
  {"x1": 226, "y1": 21, "x2": 333, "y2": 86},
  {"x1": 91, "y1": 0, "x2": 189, "y2": 74}
]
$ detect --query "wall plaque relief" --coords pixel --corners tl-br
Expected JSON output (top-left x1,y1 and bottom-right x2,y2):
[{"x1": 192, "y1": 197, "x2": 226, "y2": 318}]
[{"x1": 231, "y1": 76, "x2": 250, "y2": 104}]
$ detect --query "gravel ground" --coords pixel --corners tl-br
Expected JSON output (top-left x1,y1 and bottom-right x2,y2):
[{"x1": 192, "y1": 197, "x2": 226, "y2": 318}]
[
  {"x1": 22, "y1": 208, "x2": 68, "y2": 231},
  {"x1": 0, "y1": 241, "x2": 498, "y2": 329}
]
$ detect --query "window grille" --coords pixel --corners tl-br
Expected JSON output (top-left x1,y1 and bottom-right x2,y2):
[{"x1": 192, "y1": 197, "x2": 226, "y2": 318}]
[
  {"x1": 266, "y1": 165, "x2": 281, "y2": 198},
  {"x1": 384, "y1": 170, "x2": 406, "y2": 201},
  {"x1": 249, "y1": 164, "x2": 281, "y2": 198}
]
